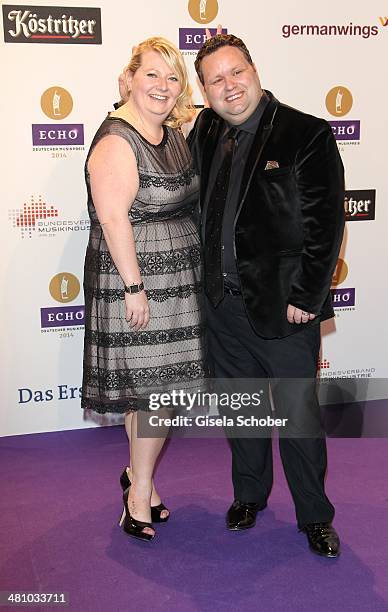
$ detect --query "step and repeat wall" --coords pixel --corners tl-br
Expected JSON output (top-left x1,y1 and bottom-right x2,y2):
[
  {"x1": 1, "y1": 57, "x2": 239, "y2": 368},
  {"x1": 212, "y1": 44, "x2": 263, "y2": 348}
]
[{"x1": 1, "y1": 1, "x2": 387, "y2": 436}]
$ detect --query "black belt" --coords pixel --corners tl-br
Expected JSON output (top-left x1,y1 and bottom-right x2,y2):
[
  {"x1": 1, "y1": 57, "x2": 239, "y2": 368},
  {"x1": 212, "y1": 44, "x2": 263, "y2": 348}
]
[{"x1": 224, "y1": 286, "x2": 242, "y2": 296}]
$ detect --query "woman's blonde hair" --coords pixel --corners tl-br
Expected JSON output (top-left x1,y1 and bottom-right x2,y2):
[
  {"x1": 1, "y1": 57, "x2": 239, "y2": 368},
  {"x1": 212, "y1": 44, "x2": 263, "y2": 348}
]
[{"x1": 124, "y1": 37, "x2": 195, "y2": 128}]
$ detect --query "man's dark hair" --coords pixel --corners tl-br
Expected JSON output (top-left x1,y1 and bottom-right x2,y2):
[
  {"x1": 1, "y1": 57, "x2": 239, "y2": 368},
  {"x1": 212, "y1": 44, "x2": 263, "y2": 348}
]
[{"x1": 194, "y1": 34, "x2": 253, "y2": 85}]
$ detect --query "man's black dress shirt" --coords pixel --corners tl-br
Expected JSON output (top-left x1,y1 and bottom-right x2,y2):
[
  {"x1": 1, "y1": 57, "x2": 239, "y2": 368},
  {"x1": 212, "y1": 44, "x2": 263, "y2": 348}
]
[{"x1": 204, "y1": 92, "x2": 270, "y2": 289}]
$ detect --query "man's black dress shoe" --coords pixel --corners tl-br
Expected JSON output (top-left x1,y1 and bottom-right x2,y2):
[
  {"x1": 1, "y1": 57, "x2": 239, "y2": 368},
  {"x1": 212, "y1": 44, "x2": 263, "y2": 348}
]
[
  {"x1": 227, "y1": 500, "x2": 267, "y2": 531},
  {"x1": 301, "y1": 522, "x2": 340, "y2": 557}
]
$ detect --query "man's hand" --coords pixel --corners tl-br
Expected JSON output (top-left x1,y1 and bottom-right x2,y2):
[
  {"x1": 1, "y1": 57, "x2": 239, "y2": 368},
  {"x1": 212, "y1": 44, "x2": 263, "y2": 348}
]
[
  {"x1": 287, "y1": 304, "x2": 316, "y2": 324},
  {"x1": 118, "y1": 72, "x2": 129, "y2": 102},
  {"x1": 205, "y1": 24, "x2": 223, "y2": 40},
  {"x1": 118, "y1": 45, "x2": 138, "y2": 102}
]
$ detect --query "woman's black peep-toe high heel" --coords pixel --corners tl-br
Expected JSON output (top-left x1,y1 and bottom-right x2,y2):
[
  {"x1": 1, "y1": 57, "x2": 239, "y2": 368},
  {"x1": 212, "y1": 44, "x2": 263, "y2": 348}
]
[
  {"x1": 120, "y1": 468, "x2": 170, "y2": 523},
  {"x1": 118, "y1": 488, "x2": 155, "y2": 542}
]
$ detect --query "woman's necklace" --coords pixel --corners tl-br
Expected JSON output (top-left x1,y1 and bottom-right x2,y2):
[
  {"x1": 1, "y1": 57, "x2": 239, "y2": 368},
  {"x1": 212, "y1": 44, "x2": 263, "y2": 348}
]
[{"x1": 121, "y1": 106, "x2": 164, "y2": 145}]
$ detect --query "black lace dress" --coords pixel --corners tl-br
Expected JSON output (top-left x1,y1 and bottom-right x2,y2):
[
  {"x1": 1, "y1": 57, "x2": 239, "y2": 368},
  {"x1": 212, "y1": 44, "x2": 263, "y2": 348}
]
[{"x1": 81, "y1": 117, "x2": 205, "y2": 413}]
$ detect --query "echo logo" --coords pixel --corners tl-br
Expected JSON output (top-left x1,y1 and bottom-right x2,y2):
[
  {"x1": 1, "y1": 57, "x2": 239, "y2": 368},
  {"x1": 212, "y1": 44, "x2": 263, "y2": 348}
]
[
  {"x1": 331, "y1": 287, "x2": 356, "y2": 308},
  {"x1": 179, "y1": 27, "x2": 227, "y2": 50},
  {"x1": 41, "y1": 86, "x2": 73, "y2": 120},
  {"x1": 49, "y1": 273, "x2": 80, "y2": 303},
  {"x1": 332, "y1": 258, "x2": 348, "y2": 287},
  {"x1": 329, "y1": 120, "x2": 360, "y2": 141},
  {"x1": 32, "y1": 124, "x2": 84, "y2": 146},
  {"x1": 326, "y1": 86, "x2": 353, "y2": 117},
  {"x1": 188, "y1": 0, "x2": 218, "y2": 24}
]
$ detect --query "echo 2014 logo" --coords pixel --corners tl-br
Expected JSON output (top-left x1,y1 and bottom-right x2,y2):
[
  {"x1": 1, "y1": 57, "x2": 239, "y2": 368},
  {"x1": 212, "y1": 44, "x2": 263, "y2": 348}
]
[
  {"x1": 33, "y1": 86, "x2": 84, "y2": 149},
  {"x1": 326, "y1": 86, "x2": 360, "y2": 143},
  {"x1": 180, "y1": 0, "x2": 226, "y2": 52},
  {"x1": 330, "y1": 258, "x2": 356, "y2": 310},
  {"x1": 41, "y1": 272, "x2": 85, "y2": 331}
]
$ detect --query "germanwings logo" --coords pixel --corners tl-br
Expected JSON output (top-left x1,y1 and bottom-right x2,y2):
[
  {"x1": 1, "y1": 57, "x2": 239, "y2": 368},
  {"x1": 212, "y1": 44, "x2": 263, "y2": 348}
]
[{"x1": 379, "y1": 16, "x2": 388, "y2": 26}]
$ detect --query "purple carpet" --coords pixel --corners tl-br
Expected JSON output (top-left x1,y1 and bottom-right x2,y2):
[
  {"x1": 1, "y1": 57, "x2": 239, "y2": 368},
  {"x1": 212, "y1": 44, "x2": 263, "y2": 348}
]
[{"x1": 1, "y1": 427, "x2": 388, "y2": 611}]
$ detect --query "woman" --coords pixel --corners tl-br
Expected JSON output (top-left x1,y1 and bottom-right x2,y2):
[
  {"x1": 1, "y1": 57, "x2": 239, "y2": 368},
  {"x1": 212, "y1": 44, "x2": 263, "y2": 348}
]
[{"x1": 81, "y1": 37, "x2": 206, "y2": 541}]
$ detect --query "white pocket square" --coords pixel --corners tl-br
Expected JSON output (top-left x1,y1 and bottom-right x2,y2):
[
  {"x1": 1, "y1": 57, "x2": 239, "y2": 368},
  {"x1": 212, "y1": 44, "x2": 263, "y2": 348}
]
[{"x1": 264, "y1": 160, "x2": 280, "y2": 170}]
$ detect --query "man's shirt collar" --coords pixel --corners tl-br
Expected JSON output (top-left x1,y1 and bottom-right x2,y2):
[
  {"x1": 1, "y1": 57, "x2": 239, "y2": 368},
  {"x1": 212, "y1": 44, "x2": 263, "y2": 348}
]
[{"x1": 222, "y1": 90, "x2": 270, "y2": 139}]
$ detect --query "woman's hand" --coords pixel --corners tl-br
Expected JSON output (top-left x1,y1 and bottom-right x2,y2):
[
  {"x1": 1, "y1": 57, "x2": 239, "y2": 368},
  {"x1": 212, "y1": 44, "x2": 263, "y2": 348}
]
[{"x1": 125, "y1": 291, "x2": 150, "y2": 330}]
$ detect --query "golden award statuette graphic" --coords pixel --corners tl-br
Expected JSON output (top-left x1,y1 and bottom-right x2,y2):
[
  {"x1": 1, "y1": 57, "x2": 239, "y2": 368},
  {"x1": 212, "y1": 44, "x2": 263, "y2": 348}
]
[
  {"x1": 188, "y1": 0, "x2": 218, "y2": 24},
  {"x1": 325, "y1": 86, "x2": 353, "y2": 117},
  {"x1": 49, "y1": 273, "x2": 80, "y2": 303},
  {"x1": 41, "y1": 87, "x2": 73, "y2": 120},
  {"x1": 331, "y1": 258, "x2": 348, "y2": 287}
]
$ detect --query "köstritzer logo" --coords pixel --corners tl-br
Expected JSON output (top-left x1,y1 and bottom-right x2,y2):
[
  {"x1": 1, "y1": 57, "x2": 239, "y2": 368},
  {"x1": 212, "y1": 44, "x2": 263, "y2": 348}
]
[
  {"x1": 325, "y1": 86, "x2": 353, "y2": 117},
  {"x1": 345, "y1": 190, "x2": 376, "y2": 221},
  {"x1": 49, "y1": 273, "x2": 80, "y2": 303},
  {"x1": 41, "y1": 86, "x2": 73, "y2": 119},
  {"x1": 2, "y1": 5, "x2": 102, "y2": 44},
  {"x1": 188, "y1": 0, "x2": 218, "y2": 24}
]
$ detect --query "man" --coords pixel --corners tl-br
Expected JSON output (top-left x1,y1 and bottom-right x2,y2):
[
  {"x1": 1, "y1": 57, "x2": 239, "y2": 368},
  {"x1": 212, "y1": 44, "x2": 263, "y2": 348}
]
[{"x1": 188, "y1": 34, "x2": 345, "y2": 557}]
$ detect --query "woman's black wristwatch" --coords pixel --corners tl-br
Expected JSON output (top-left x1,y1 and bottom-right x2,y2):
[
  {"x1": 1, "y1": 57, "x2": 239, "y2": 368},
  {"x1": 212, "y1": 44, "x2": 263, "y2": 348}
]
[{"x1": 124, "y1": 281, "x2": 144, "y2": 294}]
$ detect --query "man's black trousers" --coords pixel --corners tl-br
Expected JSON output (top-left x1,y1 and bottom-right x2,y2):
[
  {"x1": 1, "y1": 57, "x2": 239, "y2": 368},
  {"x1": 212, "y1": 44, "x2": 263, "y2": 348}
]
[{"x1": 205, "y1": 294, "x2": 335, "y2": 528}]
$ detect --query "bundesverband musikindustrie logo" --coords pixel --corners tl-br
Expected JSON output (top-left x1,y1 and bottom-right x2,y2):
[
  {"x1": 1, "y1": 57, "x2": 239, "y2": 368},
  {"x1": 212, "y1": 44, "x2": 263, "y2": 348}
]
[
  {"x1": 8, "y1": 194, "x2": 90, "y2": 239},
  {"x1": 318, "y1": 356, "x2": 376, "y2": 380}
]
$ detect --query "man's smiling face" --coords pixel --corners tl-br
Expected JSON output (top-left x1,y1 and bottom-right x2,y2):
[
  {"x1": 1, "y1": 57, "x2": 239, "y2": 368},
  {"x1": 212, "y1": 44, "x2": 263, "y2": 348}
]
[{"x1": 201, "y1": 45, "x2": 262, "y2": 125}]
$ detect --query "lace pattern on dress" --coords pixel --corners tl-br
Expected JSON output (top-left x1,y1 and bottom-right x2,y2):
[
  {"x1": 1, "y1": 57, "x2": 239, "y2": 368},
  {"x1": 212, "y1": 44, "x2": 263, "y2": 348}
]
[{"x1": 84, "y1": 282, "x2": 203, "y2": 303}]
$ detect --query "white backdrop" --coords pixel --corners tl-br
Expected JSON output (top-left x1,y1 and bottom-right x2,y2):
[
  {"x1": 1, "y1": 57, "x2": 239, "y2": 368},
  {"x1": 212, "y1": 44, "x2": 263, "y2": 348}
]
[{"x1": 1, "y1": 0, "x2": 387, "y2": 436}]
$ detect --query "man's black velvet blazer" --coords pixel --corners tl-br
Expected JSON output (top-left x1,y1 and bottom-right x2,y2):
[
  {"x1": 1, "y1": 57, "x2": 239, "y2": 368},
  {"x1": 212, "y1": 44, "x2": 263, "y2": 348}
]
[{"x1": 188, "y1": 90, "x2": 345, "y2": 339}]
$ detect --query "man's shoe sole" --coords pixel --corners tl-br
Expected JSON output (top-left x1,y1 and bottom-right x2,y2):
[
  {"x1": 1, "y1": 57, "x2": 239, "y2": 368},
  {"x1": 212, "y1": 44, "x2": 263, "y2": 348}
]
[
  {"x1": 309, "y1": 545, "x2": 341, "y2": 558},
  {"x1": 227, "y1": 520, "x2": 257, "y2": 531}
]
